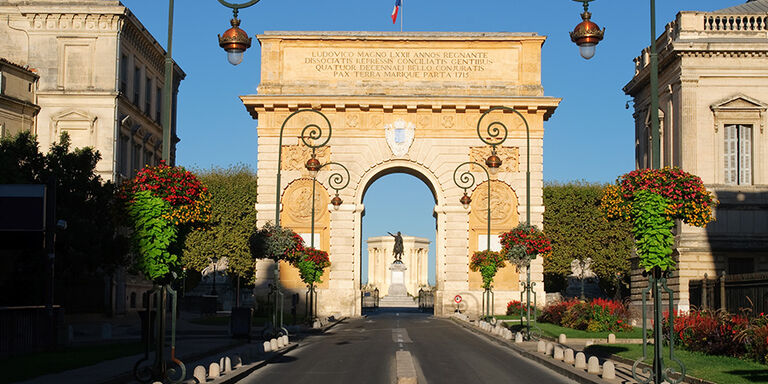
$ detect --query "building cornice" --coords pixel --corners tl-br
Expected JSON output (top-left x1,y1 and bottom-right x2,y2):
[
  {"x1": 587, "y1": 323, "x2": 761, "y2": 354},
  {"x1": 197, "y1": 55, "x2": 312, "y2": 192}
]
[{"x1": 240, "y1": 95, "x2": 562, "y2": 121}]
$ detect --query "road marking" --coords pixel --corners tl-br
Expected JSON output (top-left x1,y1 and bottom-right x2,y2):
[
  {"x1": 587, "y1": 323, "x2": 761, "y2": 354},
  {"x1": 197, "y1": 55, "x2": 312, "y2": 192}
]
[
  {"x1": 395, "y1": 350, "x2": 418, "y2": 384},
  {"x1": 391, "y1": 328, "x2": 412, "y2": 343}
]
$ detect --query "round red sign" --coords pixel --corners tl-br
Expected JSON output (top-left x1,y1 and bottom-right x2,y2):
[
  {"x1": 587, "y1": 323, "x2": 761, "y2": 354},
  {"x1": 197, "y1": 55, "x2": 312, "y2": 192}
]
[{"x1": 454, "y1": 295, "x2": 462, "y2": 304}]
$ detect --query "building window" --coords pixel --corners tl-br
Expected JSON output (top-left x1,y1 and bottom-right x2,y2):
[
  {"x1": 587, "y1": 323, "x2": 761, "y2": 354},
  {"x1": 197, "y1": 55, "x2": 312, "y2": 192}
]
[
  {"x1": 119, "y1": 134, "x2": 130, "y2": 177},
  {"x1": 132, "y1": 142, "x2": 142, "y2": 174},
  {"x1": 144, "y1": 150, "x2": 153, "y2": 167},
  {"x1": 156, "y1": 87, "x2": 162, "y2": 123},
  {"x1": 119, "y1": 54, "x2": 128, "y2": 93},
  {"x1": 728, "y1": 257, "x2": 754, "y2": 275},
  {"x1": 724, "y1": 124, "x2": 752, "y2": 185},
  {"x1": 133, "y1": 66, "x2": 141, "y2": 105},
  {"x1": 145, "y1": 77, "x2": 152, "y2": 114}
]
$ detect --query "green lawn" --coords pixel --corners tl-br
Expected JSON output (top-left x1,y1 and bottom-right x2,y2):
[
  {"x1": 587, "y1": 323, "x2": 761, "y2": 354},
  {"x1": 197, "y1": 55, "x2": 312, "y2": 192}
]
[
  {"x1": 0, "y1": 342, "x2": 144, "y2": 383},
  {"x1": 585, "y1": 344, "x2": 768, "y2": 384},
  {"x1": 504, "y1": 321, "x2": 647, "y2": 339}
]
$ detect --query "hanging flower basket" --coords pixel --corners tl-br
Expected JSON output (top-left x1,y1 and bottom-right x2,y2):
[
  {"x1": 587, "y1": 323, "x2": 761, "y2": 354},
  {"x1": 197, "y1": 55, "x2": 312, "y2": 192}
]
[
  {"x1": 500, "y1": 223, "x2": 552, "y2": 270},
  {"x1": 295, "y1": 247, "x2": 331, "y2": 286},
  {"x1": 470, "y1": 250, "x2": 506, "y2": 290},
  {"x1": 251, "y1": 222, "x2": 305, "y2": 264},
  {"x1": 601, "y1": 167, "x2": 716, "y2": 271}
]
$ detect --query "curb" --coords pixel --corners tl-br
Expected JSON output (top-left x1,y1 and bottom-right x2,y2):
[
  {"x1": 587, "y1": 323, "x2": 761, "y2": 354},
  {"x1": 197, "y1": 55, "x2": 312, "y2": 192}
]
[
  {"x1": 601, "y1": 353, "x2": 716, "y2": 384},
  {"x1": 452, "y1": 318, "x2": 605, "y2": 384},
  {"x1": 207, "y1": 343, "x2": 299, "y2": 384}
]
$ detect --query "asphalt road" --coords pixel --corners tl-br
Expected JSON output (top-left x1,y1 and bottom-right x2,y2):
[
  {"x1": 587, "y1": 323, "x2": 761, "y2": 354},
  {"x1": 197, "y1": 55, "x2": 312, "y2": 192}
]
[{"x1": 238, "y1": 308, "x2": 577, "y2": 384}]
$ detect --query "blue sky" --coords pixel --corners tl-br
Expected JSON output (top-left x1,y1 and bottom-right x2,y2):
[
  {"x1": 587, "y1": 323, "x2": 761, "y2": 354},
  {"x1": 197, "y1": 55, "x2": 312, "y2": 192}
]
[{"x1": 122, "y1": 0, "x2": 742, "y2": 284}]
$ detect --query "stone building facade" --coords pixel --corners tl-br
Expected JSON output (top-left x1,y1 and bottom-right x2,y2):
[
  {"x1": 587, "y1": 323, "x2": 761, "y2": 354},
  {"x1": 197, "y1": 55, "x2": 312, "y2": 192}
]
[
  {"x1": 0, "y1": 0, "x2": 184, "y2": 183},
  {"x1": 0, "y1": 0, "x2": 184, "y2": 314},
  {"x1": 624, "y1": 0, "x2": 768, "y2": 312},
  {"x1": 366, "y1": 235, "x2": 430, "y2": 297},
  {"x1": 244, "y1": 32, "x2": 560, "y2": 317},
  {"x1": 0, "y1": 58, "x2": 39, "y2": 138}
]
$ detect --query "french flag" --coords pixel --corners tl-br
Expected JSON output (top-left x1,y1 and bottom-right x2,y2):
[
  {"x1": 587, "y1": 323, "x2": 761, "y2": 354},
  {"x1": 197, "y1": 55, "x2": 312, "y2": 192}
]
[{"x1": 391, "y1": 0, "x2": 401, "y2": 24}]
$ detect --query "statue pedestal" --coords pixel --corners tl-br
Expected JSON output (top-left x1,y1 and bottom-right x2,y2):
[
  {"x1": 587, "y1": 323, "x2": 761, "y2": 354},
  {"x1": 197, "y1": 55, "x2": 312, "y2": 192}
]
[{"x1": 380, "y1": 262, "x2": 417, "y2": 308}]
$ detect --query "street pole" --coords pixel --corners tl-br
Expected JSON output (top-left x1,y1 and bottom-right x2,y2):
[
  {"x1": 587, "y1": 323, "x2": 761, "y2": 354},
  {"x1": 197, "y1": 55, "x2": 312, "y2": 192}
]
[{"x1": 649, "y1": 0, "x2": 661, "y2": 170}]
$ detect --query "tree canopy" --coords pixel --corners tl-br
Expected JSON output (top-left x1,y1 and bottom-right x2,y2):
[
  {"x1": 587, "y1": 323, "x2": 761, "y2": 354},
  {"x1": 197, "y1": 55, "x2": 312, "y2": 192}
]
[
  {"x1": 542, "y1": 182, "x2": 633, "y2": 292},
  {"x1": 182, "y1": 165, "x2": 259, "y2": 281}
]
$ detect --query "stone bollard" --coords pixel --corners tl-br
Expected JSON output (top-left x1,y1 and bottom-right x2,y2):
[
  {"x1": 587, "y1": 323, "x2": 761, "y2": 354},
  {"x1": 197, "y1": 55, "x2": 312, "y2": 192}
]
[
  {"x1": 553, "y1": 346, "x2": 564, "y2": 361},
  {"x1": 220, "y1": 357, "x2": 226, "y2": 374},
  {"x1": 270, "y1": 338, "x2": 279, "y2": 351},
  {"x1": 602, "y1": 361, "x2": 616, "y2": 379},
  {"x1": 587, "y1": 356, "x2": 600, "y2": 374},
  {"x1": 208, "y1": 362, "x2": 221, "y2": 379},
  {"x1": 564, "y1": 348, "x2": 575, "y2": 364},
  {"x1": 280, "y1": 335, "x2": 289, "y2": 346},
  {"x1": 224, "y1": 357, "x2": 232, "y2": 373},
  {"x1": 233, "y1": 355, "x2": 243, "y2": 369},
  {"x1": 545, "y1": 342, "x2": 554, "y2": 356},
  {"x1": 537, "y1": 340, "x2": 546, "y2": 353},
  {"x1": 514, "y1": 332, "x2": 522, "y2": 343},
  {"x1": 575, "y1": 352, "x2": 587, "y2": 369},
  {"x1": 193, "y1": 365, "x2": 207, "y2": 383},
  {"x1": 504, "y1": 329, "x2": 513, "y2": 340},
  {"x1": 607, "y1": 333, "x2": 616, "y2": 344},
  {"x1": 584, "y1": 340, "x2": 594, "y2": 347},
  {"x1": 558, "y1": 333, "x2": 567, "y2": 344},
  {"x1": 263, "y1": 340, "x2": 272, "y2": 353}
]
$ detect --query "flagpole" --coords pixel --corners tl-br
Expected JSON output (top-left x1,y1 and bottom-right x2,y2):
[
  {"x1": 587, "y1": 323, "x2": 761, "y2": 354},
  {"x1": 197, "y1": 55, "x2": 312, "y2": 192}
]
[{"x1": 400, "y1": 0, "x2": 403, "y2": 32}]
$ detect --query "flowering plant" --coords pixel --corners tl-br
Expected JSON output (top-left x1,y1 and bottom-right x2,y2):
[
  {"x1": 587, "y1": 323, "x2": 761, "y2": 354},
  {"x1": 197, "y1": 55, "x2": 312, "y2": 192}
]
[
  {"x1": 506, "y1": 300, "x2": 534, "y2": 316},
  {"x1": 541, "y1": 298, "x2": 632, "y2": 333},
  {"x1": 601, "y1": 167, "x2": 715, "y2": 227},
  {"x1": 601, "y1": 167, "x2": 715, "y2": 271},
  {"x1": 500, "y1": 223, "x2": 552, "y2": 270},
  {"x1": 251, "y1": 222, "x2": 305, "y2": 263},
  {"x1": 119, "y1": 162, "x2": 212, "y2": 226},
  {"x1": 469, "y1": 250, "x2": 505, "y2": 290},
  {"x1": 295, "y1": 247, "x2": 331, "y2": 286}
]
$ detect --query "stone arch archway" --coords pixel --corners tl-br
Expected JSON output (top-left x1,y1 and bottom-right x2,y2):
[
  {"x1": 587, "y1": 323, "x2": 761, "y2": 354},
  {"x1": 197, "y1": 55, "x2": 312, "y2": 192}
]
[{"x1": 245, "y1": 32, "x2": 559, "y2": 317}]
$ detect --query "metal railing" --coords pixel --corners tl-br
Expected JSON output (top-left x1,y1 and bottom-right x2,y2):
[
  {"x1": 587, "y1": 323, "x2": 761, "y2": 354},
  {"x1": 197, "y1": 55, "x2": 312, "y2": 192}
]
[
  {"x1": 417, "y1": 288, "x2": 434, "y2": 311},
  {"x1": 361, "y1": 288, "x2": 379, "y2": 309},
  {"x1": 0, "y1": 306, "x2": 64, "y2": 358},
  {"x1": 689, "y1": 272, "x2": 768, "y2": 314}
]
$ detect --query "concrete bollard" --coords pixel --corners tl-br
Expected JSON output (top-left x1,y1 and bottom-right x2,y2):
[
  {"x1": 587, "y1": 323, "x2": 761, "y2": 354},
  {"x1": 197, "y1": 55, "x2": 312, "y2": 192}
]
[
  {"x1": 575, "y1": 352, "x2": 587, "y2": 369},
  {"x1": 545, "y1": 342, "x2": 554, "y2": 356},
  {"x1": 537, "y1": 340, "x2": 546, "y2": 353},
  {"x1": 224, "y1": 356, "x2": 232, "y2": 373},
  {"x1": 558, "y1": 333, "x2": 567, "y2": 344},
  {"x1": 587, "y1": 356, "x2": 600, "y2": 374},
  {"x1": 263, "y1": 340, "x2": 272, "y2": 353},
  {"x1": 504, "y1": 329, "x2": 513, "y2": 340},
  {"x1": 208, "y1": 362, "x2": 221, "y2": 379},
  {"x1": 193, "y1": 365, "x2": 207, "y2": 383},
  {"x1": 281, "y1": 335, "x2": 289, "y2": 345},
  {"x1": 219, "y1": 357, "x2": 226, "y2": 374},
  {"x1": 584, "y1": 340, "x2": 594, "y2": 347},
  {"x1": 270, "y1": 338, "x2": 279, "y2": 351},
  {"x1": 564, "y1": 348, "x2": 575, "y2": 364},
  {"x1": 607, "y1": 333, "x2": 616, "y2": 344},
  {"x1": 233, "y1": 355, "x2": 243, "y2": 369},
  {"x1": 515, "y1": 333, "x2": 523, "y2": 343},
  {"x1": 553, "y1": 346, "x2": 564, "y2": 361},
  {"x1": 602, "y1": 361, "x2": 616, "y2": 379}
]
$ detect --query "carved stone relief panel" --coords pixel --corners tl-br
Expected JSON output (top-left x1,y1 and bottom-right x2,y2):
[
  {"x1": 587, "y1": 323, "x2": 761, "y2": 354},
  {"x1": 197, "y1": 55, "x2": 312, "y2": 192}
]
[
  {"x1": 282, "y1": 178, "x2": 330, "y2": 224},
  {"x1": 470, "y1": 146, "x2": 519, "y2": 173},
  {"x1": 470, "y1": 180, "x2": 518, "y2": 225},
  {"x1": 280, "y1": 145, "x2": 330, "y2": 175}
]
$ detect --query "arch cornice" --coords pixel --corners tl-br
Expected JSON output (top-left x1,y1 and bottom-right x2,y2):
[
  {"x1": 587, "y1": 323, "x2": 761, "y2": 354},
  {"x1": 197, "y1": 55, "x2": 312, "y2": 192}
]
[
  {"x1": 353, "y1": 159, "x2": 445, "y2": 207},
  {"x1": 240, "y1": 95, "x2": 561, "y2": 121}
]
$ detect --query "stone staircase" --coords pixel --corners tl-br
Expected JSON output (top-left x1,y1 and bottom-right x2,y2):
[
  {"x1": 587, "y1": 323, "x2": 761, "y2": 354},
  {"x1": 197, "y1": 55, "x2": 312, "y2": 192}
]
[{"x1": 379, "y1": 295, "x2": 418, "y2": 308}]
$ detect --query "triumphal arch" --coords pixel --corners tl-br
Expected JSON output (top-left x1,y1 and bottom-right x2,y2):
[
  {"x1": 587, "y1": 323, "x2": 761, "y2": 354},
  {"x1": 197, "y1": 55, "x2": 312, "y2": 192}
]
[{"x1": 242, "y1": 31, "x2": 560, "y2": 317}]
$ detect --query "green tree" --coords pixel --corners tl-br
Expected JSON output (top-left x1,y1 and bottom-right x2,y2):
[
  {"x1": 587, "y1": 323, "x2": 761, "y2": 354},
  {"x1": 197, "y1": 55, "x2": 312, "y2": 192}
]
[
  {"x1": 0, "y1": 131, "x2": 128, "y2": 306},
  {"x1": 542, "y1": 182, "x2": 633, "y2": 295},
  {"x1": 183, "y1": 165, "x2": 259, "y2": 282}
]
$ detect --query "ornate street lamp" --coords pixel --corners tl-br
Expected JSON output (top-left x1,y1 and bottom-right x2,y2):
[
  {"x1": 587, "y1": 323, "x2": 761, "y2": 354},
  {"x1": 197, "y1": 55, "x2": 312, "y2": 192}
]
[
  {"x1": 569, "y1": 0, "x2": 604, "y2": 60},
  {"x1": 302, "y1": 159, "x2": 349, "y2": 321},
  {"x1": 271, "y1": 109, "x2": 332, "y2": 332},
  {"x1": 570, "y1": 2, "x2": 682, "y2": 382},
  {"x1": 453, "y1": 161, "x2": 494, "y2": 319}
]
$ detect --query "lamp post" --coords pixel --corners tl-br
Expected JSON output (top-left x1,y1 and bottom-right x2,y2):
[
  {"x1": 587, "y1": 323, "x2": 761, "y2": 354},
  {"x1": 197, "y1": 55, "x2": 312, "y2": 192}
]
[
  {"x1": 303, "y1": 159, "x2": 349, "y2": 321},
  {"x1": 570, "y1": 3, "x2": 683, "y2": 383},
  {"x1": 453, "y1": 161, "x2": 493, "y2": 319},
  {"x1": 271, "y1": 109, "x2": 332, "y2": 332},
  {"x1": 475, "y1": 106, "x2": 533, "y2": 333}
]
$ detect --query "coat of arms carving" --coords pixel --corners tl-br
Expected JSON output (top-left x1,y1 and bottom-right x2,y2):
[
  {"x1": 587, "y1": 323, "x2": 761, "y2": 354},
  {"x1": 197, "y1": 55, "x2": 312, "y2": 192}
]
[{"x1": 384, "y1": 119, "x2": 415, "y2": 157}]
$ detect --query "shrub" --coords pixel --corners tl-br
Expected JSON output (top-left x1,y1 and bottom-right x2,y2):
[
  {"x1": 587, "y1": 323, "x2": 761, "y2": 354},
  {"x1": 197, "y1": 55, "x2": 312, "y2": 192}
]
[
  {"x1": 542, "y1": 298, "x2": 632, "y2": 333},
  {"x1": 506, "y1": 300, "x2": 534, "y2": 316},
  {"x1": 469, "y1": 250, "x2": 505, "y2": 290}
]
